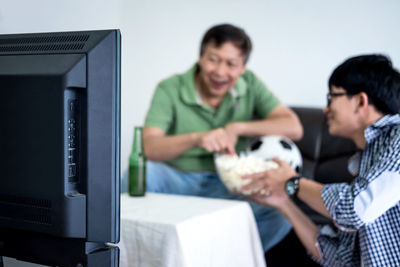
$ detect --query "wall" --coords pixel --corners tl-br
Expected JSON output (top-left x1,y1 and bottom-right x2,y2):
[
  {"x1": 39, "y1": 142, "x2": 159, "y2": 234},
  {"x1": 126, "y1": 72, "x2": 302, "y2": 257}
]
[{"x1": 1, "y1": 0, "x2": 400, "y2": 188}]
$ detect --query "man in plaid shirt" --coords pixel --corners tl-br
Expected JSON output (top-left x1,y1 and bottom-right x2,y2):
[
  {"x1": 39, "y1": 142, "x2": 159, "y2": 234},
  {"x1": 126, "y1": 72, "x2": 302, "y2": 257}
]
[{"x1": 244, "y1": 54, "x2": 400, "y2": 266}]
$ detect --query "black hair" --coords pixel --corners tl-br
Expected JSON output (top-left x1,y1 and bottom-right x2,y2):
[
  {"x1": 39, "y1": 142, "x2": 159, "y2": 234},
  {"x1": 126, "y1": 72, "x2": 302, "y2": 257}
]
[
  {"x1": 329, "y1": 54, "x2": 400, "y2": 114},
  {"x1": 200, "y1": 24, "x2": 252, "y2": 63}
]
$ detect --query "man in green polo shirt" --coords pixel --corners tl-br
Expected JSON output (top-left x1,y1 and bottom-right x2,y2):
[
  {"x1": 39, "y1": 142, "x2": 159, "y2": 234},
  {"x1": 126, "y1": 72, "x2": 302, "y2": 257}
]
[{"x1": 143, "y1": 23, "x2": 303, "y2": 252}]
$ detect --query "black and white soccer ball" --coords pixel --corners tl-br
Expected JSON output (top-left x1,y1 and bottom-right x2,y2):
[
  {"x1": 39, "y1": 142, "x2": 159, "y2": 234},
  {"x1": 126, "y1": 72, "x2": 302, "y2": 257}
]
[{"x1": 247, "y1": 135, "x2": 302, "y2": 173}]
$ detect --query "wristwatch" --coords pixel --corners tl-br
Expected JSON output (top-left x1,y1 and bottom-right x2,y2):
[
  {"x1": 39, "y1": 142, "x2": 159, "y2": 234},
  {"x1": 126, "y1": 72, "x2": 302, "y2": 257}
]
[{"x1": 285, "y1": 176, "x2": 301, "y2": 197}]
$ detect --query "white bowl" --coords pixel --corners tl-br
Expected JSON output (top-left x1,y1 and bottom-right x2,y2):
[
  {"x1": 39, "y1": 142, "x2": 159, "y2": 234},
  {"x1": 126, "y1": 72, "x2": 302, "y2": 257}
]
[{"x1": 215, "y1": 154, "x2": 278, "y2": 195}]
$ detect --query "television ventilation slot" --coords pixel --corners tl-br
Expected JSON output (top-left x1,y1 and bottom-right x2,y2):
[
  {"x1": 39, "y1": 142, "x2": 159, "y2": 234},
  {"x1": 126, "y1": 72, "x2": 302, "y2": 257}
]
[
  {"x1": 0, "y1": 194, "x2": 52, "y2": 209},
  {"x1": 0, "y1": 34, "x2": 89, "y2": 45},
  {"x1": 0, "y1": 43, "x2": 85, "y2": 52},
  {"x1": 0, "y1": 33, "x2": 90, "y2": 52}
]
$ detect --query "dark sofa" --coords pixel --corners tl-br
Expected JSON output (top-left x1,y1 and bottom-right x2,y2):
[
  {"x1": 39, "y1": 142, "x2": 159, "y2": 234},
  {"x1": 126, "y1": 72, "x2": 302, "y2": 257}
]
[{"x1": 265, "y1": 106, "x2": 358, "y2": 267}]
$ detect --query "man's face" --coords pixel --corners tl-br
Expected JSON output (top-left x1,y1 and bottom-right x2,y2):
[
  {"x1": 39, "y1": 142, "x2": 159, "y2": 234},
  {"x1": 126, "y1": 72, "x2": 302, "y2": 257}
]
[
  {"x1": 197, "y1": 41, "x2": 246, "y2": 98},
  {"x1": 324, "y1": 86, "x2": 361, "y2": 138}
]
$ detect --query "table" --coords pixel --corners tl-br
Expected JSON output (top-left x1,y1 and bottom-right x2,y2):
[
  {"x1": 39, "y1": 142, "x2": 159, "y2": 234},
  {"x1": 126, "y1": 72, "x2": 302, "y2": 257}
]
[{"x1": 118, "y1": 193, "x2": 266, "y2": 267}]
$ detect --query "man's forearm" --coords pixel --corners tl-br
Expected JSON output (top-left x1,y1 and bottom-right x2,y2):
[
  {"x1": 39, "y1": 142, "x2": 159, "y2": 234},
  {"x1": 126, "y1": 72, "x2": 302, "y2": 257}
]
[
  {"x1": 227, "y1": 108, "x2": 303, "y2": 141},
  {"x1": 297, "y1": 178, "x2": 331, "y2": 219},
  {"x1": 230, "y1": 118, "x2": 301, "y2": 140},
  {"x1": 143, "y1": 132, "x2": 201, "y2": 161},
  {"x1": 279, "y1": 198, "x2": 322, "y2": 260}
]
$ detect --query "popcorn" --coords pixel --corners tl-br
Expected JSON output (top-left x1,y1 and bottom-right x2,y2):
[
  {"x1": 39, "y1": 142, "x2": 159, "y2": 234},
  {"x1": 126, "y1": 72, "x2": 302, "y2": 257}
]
[{"x1": 215, "y1": 154, "x2": 278, "y2": 195}]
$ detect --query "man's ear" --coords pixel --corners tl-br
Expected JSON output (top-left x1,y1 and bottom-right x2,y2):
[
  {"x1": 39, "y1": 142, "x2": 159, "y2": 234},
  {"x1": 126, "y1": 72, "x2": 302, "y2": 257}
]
[
  {"x1": 354, "y1": 92, "x2": 369, "y2": 114},
  {"x1": 359, "y1": 92, "x2": 369, "y2": 108}
]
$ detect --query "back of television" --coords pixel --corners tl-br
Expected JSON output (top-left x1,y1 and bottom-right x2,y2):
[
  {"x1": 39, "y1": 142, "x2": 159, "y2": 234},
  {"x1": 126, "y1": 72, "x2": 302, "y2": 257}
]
[{"x1": 0, "y1": 30, "x2": 121, "y2": 267}]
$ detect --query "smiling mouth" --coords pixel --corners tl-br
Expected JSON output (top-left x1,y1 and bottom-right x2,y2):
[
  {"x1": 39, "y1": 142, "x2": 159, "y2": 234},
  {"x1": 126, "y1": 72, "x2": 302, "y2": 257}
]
[{"x1": 210, "y1": 79, "x2": 228, "y2": 89}]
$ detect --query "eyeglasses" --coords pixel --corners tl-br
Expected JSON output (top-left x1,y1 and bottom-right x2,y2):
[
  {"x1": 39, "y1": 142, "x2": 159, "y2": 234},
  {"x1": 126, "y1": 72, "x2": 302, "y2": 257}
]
[{"x1": 326, "y1": 92, "x2": 347, "y2": 106}]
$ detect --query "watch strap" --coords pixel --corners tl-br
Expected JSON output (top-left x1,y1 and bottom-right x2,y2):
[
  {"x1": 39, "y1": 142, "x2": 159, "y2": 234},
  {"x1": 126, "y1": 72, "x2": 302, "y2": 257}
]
[{"x1": 286, "y1": 175, "x2": 301, "y2": 197}]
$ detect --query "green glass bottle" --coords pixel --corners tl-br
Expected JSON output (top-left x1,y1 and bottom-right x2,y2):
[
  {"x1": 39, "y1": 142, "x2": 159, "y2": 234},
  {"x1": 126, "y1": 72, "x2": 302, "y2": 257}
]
[{"x1": 129, "y1": 126, "x2": 146, "y2": 196}]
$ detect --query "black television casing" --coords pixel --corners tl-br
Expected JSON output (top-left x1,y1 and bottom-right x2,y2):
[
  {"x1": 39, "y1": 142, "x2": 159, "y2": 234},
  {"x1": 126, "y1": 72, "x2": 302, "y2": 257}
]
[{"x1": 0, "y1": 30, "x2": 121, "y2": 266}]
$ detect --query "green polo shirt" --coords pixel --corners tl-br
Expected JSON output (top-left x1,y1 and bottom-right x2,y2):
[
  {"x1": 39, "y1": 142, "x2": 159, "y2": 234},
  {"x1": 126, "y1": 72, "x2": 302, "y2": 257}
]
[{"x1": 144, "y1": 64, "x2": 280, "y2": 172}]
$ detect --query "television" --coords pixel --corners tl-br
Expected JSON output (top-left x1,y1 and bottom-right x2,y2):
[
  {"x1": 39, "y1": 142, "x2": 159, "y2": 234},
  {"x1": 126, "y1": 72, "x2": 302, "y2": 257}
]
[{"x1": 0, "y1": 29, "x2": 121, "y2": 267}]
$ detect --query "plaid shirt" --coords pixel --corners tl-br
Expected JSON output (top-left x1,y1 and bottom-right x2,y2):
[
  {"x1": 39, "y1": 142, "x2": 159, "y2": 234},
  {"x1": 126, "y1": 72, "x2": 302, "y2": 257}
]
[{"x1": 316, "y1": 114, "x2": 400, "y2": 267}]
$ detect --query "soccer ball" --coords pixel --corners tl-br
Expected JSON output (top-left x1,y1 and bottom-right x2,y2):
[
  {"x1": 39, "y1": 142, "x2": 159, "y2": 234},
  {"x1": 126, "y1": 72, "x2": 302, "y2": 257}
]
[{"x1": 246, "y1": 135, "x2": 302, "y2": 173}]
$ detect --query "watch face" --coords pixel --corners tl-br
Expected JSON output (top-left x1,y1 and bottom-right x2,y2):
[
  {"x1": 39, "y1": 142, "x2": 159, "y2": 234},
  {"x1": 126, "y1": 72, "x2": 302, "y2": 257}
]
[{"x1": 286, "y1": 181, "x2": 296, "y2": 196}]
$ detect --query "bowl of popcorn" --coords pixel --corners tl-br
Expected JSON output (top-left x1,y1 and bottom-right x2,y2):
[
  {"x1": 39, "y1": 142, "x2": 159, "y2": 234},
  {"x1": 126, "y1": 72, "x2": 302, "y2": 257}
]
[{"x1": 214, "y1": 154, "x2": 278, "y2": 195}]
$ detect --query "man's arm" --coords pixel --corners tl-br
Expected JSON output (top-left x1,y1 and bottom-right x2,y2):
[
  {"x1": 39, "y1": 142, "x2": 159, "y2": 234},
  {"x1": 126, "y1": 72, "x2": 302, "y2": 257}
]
[
  {"x1": 242, "y1": 159, "x2": 331, "y2": 218},
  {"x1": 278, "y1": 199, "x2": 323, "y2": 260},
  {"x1": 244, "y1": 159, "x2": 352, "y2": 262},
  {"x1": 225, "y1": 104, "x2": 303, "y2": 142},
  {"x1": 143, "y1": 104, "x2": 302, "y2": 161},
  {"x1": 143, "y1": 127, "x2": 198, "y2": 161},
  {"x1": 297, "y1": 178, "x2": 332, "y2": 219},
  {"x1": 244, "y1": 170, "x2": 322, "y2": 260},
  {"x1": 143, "y1": 126, "x2": 235, "y2": 161}
]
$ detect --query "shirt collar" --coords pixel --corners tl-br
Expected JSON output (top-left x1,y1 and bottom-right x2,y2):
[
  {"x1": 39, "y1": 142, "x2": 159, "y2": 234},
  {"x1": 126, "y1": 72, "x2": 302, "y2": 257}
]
[
  {"x1": 195, "y1": 86, "x2": 239, "y2": 105},
  {"x1": 365, "y1": 114, "x2": 400, "y2": 143}
]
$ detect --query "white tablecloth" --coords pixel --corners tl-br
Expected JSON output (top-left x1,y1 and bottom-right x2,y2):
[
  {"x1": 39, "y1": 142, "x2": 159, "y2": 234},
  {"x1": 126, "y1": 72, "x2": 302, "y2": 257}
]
[{"x1": 119, "y1": 193, "x2": 266, "y2": 267}]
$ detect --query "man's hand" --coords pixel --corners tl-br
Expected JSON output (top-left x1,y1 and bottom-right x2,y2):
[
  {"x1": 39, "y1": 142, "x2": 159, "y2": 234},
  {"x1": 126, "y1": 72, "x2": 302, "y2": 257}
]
[
  {"x1": 198, "y1": 128, "x2": 236, "y2": 155},
  {"x1": 241, "y1": 158, "x2": 297, "y2": 208}
]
